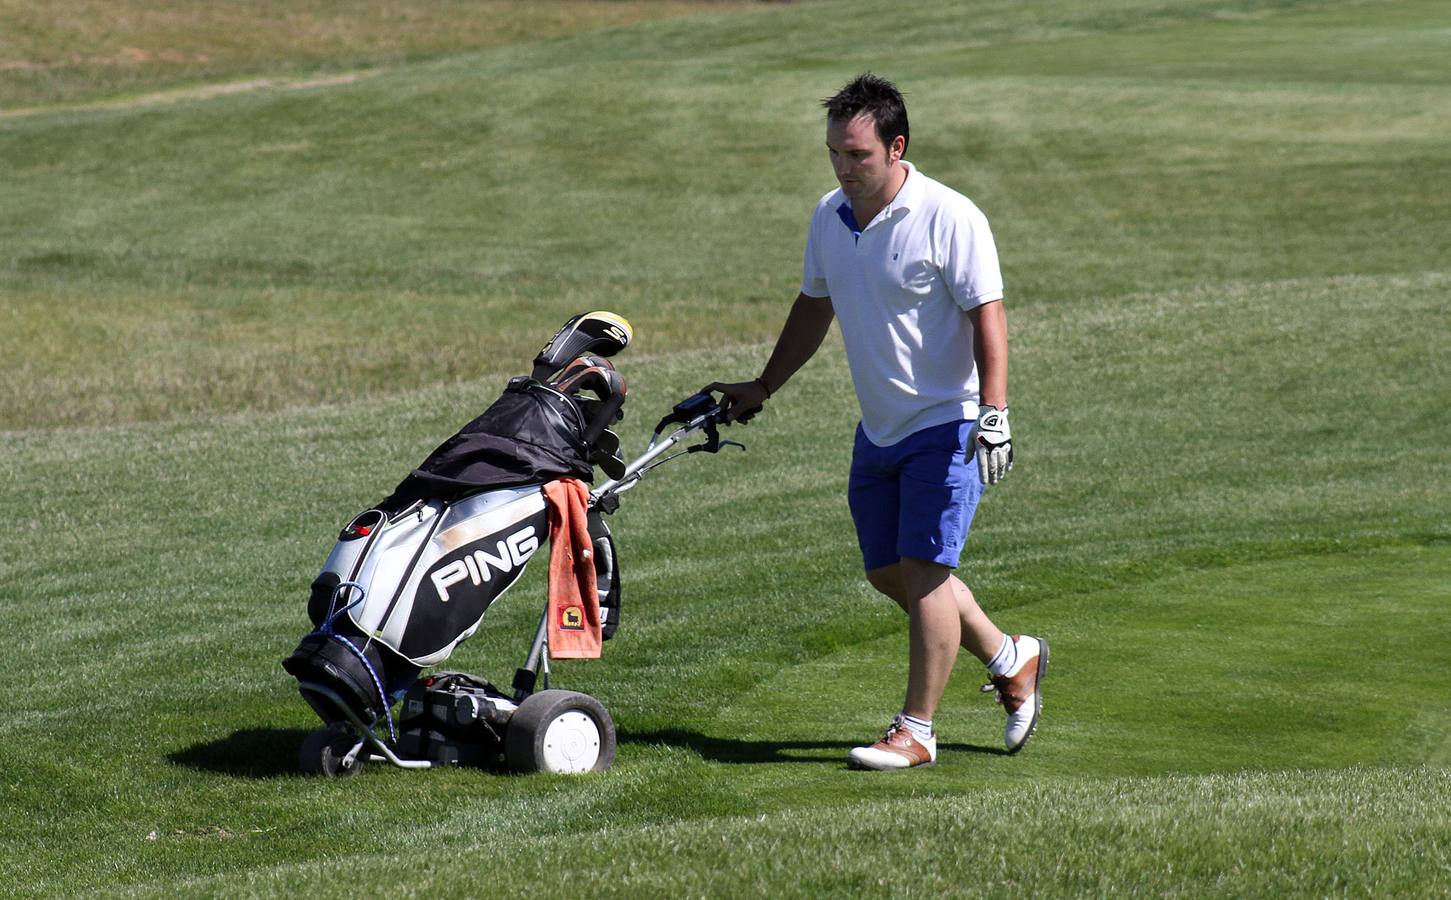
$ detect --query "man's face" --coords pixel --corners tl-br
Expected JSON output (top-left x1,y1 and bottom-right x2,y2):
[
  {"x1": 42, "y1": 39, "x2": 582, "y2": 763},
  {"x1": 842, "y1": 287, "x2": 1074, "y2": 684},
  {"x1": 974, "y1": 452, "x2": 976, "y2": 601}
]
[{"x1": 826, "y1": 113, "x2": 903, "y2": 203}]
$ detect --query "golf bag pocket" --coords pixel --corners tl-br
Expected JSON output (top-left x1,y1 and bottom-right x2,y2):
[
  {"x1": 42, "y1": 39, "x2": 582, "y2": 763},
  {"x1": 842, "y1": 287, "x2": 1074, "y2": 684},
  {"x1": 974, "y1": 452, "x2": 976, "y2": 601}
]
[
  {"x1": 307, "y1": 572, "x2": 343, "y2": 628},
  {"x1": 282, "y1": 633, "x2": 391, "y2": 726}
]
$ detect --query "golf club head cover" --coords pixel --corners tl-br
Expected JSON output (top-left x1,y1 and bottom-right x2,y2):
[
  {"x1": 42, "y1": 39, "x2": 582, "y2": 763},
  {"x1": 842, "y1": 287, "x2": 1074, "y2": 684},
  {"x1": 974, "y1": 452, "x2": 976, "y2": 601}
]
[
  {"x1": 549, "y1": 355, "x2": 628, "y2": 447},
  {"x1": 531, "y1": 311, "x2": 633, "y2": 382},
  {"x1": 589, "y1": 428, "x2": 627, "y2": 480}
]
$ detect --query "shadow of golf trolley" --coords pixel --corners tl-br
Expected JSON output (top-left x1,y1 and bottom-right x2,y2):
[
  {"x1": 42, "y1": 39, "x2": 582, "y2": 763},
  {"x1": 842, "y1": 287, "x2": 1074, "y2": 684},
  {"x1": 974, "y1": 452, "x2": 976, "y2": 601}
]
[{"x1": 282, "y1": 313, "x2": 740, "y2": 777}]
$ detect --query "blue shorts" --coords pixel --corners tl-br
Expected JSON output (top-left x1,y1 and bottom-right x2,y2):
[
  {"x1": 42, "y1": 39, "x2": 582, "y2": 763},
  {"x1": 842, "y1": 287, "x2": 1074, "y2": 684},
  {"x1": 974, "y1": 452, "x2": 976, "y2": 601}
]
[{"x1": 848, "y1": 419, "x2": 983, "y2": 571}]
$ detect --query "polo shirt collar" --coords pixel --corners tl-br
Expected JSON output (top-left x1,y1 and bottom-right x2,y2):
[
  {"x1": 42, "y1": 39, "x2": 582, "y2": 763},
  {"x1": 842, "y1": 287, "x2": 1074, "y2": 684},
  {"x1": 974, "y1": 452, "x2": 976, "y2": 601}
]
[
  {"x1": 884, "y1": 160, "x2": 923, "y2": 217},
  {"x1": 834, "y1": 161, "x2": 922, "y2": 239},
  {"x1": 837, "y1": 161, "x2": 922, "y2": 229}
]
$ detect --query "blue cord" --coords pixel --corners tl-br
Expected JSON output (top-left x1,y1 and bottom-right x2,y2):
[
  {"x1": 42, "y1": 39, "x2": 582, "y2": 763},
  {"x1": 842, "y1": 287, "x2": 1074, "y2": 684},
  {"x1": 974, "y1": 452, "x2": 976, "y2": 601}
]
[
  {"x1": 325, "y1": 633, "x2": 396, "y2": 743},
  {"x1": 313, "y1": 581, "x2": 396, "y2": 743},
  {"x1": 322, "y1": 581, "x2": 365, "y2": 630}
]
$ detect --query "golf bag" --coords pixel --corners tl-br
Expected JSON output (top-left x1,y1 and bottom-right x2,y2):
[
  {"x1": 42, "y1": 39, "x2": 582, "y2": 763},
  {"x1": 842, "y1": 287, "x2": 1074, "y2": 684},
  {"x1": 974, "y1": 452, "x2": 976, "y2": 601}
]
[{"x1": 283, "y1": 333, "x2": 628, "y2": 731}]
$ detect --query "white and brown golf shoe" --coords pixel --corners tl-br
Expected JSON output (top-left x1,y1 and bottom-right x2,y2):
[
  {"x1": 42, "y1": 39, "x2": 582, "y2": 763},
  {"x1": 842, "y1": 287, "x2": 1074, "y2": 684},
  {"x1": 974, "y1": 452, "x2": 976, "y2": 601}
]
[
  {"x1": 983, "y1": 634, "x2": 1049, "y2": 753},
  {"x1": 847, "y1": 716, "x2": 937, "y2": 770}
]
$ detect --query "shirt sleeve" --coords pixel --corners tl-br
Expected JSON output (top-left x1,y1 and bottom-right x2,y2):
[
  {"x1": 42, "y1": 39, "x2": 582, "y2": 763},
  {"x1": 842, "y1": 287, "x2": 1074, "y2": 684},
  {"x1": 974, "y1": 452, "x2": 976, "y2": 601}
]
[
  {"x1": 939, "y1": 200, "x2": 1004, "y2": 310},
  {"x1": 799, "y1": 207, "x2": 831, "y2": 299}
]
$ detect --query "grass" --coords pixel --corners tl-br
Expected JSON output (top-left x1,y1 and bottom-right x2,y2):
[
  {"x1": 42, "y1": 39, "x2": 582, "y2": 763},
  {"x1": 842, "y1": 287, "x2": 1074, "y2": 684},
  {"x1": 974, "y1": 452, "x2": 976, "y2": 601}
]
[
  {"x1": 2, "y1": 0, "x2": 1449, "y2": 895},
  {"x1": 4, "y1": 0, "x2": 1447, "y2": 429},
  {"x1": 0, "y1": 0, "x2": 755, "y2": 110}
]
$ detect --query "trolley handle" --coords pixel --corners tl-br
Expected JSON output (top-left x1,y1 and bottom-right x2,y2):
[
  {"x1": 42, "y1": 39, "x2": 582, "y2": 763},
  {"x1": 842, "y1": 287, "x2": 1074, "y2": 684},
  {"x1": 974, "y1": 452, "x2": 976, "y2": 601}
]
[
  {"x1": 649, "y1": 389, "x2": 744, "y2": 456},
  {"x1": 651, "y1": 390, "x2": 722, "y2": 436},
  {"x1": 590, "y1": 390, "x2": 743, "y2": 507}
]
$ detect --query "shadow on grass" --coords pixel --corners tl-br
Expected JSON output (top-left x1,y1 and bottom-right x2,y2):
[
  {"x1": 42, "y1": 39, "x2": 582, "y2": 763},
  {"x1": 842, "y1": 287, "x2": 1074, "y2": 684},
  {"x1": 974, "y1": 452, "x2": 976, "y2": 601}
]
[
  {"x1": 172, "y1": 726, "x2": 1008, "y2": 776},
  {"x1": 169, "y1": 727, "x2": 313, "y2": 778},
  {"x1": 620, "y1": 728, "x2": 1006, "y2": 764}
]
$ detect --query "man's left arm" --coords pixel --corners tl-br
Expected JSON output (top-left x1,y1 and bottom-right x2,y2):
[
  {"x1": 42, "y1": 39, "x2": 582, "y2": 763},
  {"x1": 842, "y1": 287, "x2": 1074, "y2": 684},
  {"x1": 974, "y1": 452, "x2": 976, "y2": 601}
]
[
  {"x1": 970, "y1": 299, "x2": 1008, "y2": 410},
  {"x1": 968, "y1": 299, "x2": 1013, "y2": 484}
]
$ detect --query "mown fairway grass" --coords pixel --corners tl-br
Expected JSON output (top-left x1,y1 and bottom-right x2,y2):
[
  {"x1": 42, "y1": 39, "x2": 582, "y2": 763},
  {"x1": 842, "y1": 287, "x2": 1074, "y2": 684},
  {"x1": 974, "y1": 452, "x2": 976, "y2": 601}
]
[
  {"x1": 2, "y1": 0, "x2": 1449, "y2": 896},
  {"x1": 0, "y1": 0, "x2": 752, "y2": 110}
]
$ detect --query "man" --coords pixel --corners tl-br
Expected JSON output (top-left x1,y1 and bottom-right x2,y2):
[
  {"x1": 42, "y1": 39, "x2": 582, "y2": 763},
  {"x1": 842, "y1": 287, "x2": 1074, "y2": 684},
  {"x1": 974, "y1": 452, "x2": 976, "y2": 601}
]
[{"x1": 708, "y1": 73, "x2": 1046, "y2": 770}]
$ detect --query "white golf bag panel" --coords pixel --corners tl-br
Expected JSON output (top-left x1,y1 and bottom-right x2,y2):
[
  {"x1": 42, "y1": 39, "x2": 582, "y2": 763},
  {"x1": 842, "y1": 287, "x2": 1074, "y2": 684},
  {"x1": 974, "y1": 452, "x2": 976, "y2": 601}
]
[{"x1": 324, "y1": 486, "x2": 548, "y2": 667}]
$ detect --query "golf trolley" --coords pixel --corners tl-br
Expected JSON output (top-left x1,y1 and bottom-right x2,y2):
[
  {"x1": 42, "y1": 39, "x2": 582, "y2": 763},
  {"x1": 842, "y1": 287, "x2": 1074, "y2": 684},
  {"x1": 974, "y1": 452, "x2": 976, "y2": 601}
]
[{"x1": 282, "y1": 313, "x2": 741, "y2": 777}]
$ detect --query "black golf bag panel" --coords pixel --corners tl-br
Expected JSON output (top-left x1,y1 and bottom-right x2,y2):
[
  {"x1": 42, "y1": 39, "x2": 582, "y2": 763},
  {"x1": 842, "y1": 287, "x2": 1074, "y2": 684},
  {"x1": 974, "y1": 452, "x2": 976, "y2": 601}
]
[{"x1": 382, "y1": 377, "x2": 595, "y2": 511}]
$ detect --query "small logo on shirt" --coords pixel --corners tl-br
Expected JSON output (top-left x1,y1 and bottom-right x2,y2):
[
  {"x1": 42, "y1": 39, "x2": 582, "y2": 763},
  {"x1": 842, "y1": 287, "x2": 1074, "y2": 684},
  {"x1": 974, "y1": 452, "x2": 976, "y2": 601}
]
[{"x1": 893, "y1": 253, "x2": 899, "y2": 260}]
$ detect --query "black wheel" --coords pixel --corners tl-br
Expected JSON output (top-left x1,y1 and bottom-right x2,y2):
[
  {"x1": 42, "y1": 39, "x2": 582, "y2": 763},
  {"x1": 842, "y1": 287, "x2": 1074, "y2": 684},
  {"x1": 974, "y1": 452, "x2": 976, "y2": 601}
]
[
  {"x1": 504, "y1": 690, "x2": 616, "y2": 774},
  {"x1": 299, "y1": 725, "x2": 368, "y2": 777}
]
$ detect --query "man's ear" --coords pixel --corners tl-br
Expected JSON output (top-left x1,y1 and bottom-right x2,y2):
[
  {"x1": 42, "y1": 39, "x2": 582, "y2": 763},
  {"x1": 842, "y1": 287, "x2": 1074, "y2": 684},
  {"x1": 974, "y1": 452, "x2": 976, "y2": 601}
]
[{"x1": 890, "y1": 135, "x2": 906, "y2": 163}]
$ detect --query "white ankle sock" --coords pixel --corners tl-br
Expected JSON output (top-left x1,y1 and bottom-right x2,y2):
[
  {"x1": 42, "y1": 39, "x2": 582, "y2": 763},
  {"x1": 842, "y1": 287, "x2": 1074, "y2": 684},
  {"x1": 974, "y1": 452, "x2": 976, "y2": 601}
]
[
  {"x1": 986, "y1": 634, "x2": 1017, "y2": 677},
  {"x1": 900, "y1": 714, "x2": 933, "y2": 740}
]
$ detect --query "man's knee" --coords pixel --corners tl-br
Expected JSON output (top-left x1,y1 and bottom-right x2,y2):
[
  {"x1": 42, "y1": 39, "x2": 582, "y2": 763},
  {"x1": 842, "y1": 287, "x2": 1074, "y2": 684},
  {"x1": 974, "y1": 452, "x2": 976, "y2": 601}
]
[
  {"x1": 869, "y1": 558, "x2": 954, "y2": 608},
  {"x1": 866, "y1": 564, "x2": 906, "y2": 607},
  {"x1": 897, "y1": 556, "x2": 952, "y2": 600}
]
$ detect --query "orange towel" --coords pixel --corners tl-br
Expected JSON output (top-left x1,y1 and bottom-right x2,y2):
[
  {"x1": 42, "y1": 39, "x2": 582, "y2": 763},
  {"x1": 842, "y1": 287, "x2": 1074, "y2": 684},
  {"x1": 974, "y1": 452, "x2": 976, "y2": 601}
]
[{"x1": 542, "y1": 478, "x2": 601, "y2": 659}]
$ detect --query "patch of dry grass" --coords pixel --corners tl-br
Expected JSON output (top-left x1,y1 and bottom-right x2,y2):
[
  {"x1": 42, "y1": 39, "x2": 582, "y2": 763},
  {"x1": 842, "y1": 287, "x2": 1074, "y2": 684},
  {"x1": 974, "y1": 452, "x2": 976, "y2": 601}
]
[{"x1": 0, "y1": 0, "x2": 754, "y2": 108}]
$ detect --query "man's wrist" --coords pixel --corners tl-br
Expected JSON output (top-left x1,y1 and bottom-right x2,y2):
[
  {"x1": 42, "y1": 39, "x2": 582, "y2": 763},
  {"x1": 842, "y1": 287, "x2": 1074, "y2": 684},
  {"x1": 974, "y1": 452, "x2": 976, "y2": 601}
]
[{"x1": 754, "y1": 376, "x2": 774, "y2": 398}]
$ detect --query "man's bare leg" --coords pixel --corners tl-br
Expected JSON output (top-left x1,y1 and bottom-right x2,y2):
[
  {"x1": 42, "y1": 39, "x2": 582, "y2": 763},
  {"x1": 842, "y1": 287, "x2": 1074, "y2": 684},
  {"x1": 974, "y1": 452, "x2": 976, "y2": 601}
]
[
  {"x1": 867, "y1": 560, "x2": 1005, "y2": 667},
  {"x1": 893, "y1": 557, "x2": 962, "y2": 720},
  {"x1": 867, "y1": 560, "x2": 1046, "y2": 753}
]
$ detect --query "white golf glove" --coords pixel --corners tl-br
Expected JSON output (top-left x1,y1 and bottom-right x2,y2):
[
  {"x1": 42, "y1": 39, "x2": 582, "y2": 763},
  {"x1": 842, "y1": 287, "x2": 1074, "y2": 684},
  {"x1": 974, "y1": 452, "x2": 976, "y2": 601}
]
[{"x1": 972, "y1": 406, "x2": 1014, "y2": 485}]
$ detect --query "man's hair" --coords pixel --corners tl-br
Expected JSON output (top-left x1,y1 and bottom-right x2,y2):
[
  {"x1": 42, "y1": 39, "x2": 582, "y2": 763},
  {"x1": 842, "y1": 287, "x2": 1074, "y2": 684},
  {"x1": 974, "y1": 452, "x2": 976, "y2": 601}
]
[{"x1": 822, "y1": 73, "x2": 909, "y2": 154}]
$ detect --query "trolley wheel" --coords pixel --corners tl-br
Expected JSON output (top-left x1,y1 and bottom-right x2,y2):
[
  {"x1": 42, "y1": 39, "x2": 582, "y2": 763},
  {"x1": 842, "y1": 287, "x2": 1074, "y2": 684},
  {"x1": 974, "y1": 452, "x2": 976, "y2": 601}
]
[
  {"x1": 504, "y1": 690, "x2": 616, "y2": 774},
  {"x1": 299, "y1": 725, "x2": 368, "y2": 777}
]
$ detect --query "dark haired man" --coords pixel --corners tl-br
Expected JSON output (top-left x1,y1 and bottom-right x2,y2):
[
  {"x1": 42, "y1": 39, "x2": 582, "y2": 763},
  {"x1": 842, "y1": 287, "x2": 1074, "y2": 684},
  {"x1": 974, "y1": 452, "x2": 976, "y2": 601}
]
[{"x1": 709, "y1": 73, "x2": 1046, "y2": 770}]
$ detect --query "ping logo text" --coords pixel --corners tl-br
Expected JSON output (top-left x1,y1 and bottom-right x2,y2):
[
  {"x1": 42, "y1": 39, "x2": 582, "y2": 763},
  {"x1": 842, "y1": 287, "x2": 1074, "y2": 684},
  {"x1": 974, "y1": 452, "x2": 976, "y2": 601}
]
[{"x1": 430, "y1": 526, "x2": 539, "y2": 602}]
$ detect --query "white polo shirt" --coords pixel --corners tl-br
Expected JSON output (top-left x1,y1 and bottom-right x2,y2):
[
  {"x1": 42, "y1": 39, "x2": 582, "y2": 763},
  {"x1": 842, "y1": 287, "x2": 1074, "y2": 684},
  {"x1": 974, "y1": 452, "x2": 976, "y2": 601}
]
[{"x1": 800, "y1": 161, "x2": 1003, "y2": 446}]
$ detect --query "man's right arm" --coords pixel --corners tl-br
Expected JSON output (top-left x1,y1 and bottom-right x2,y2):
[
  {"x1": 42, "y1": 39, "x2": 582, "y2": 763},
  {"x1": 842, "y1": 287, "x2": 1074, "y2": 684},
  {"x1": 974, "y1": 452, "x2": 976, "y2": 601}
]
[{"x1": 708, "y1": 292, "x2": 834, "y2": 422}]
